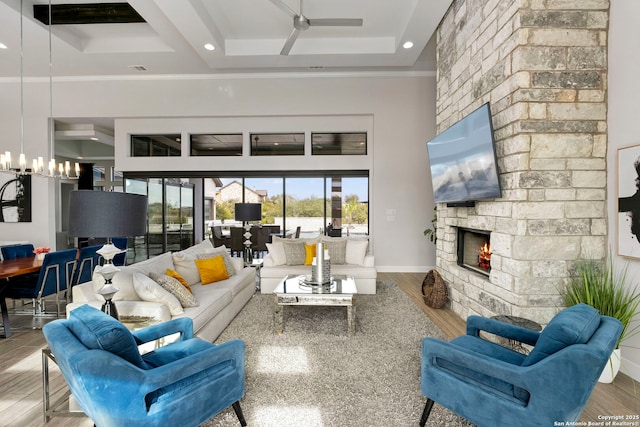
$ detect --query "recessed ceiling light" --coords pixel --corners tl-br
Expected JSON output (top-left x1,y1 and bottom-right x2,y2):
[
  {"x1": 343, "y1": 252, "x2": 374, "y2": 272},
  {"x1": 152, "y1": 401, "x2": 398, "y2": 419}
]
[
  {"x1": 403, "y1": 41, "x2": 414, "y2": 49},
  {"x1": 204, "y1": 43, "x2": 215, "y2": 51},
  {"x1": 90, "y1": 137, "x2": 99, "y2": 141},
  {"x1": 0, "y1": 43, "x2": 7, "y2": 49}
]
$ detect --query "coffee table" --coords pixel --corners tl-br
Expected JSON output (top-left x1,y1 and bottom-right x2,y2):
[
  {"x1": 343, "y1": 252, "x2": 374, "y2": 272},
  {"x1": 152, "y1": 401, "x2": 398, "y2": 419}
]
[{"x1": 273, "y1": 275, "x2": 357, "y2": 336}]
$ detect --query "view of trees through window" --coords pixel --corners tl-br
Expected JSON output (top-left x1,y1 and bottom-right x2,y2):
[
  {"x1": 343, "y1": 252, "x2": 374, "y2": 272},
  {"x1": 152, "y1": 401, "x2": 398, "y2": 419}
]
[{"x1": 210, "y1": 176, "x2": 368, "y2": 238}]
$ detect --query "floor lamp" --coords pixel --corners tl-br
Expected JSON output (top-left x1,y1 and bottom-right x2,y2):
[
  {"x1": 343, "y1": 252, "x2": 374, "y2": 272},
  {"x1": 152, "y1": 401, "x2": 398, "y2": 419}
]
[
  {"x1": 235, "y1": 203, "x2": 262, "y2": 264},
  {"x1": 67, "y1": 190, "x2": 148, "y2": 319}
]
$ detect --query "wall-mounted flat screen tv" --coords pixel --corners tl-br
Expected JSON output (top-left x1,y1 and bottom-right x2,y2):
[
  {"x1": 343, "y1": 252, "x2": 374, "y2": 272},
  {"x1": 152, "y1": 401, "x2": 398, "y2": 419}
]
[{"x1": 426, "y1": 102, "x2": 501, "y2": 205}]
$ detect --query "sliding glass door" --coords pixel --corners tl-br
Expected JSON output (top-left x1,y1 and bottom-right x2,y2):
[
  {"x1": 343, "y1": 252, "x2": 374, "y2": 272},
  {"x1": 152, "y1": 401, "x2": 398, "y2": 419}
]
[
  {"x1": 209, "y1": 174, "x2": 368, "y2": 240},
  {"x1": 125, "y1": 177, "x2": 194, "y2": 261}
]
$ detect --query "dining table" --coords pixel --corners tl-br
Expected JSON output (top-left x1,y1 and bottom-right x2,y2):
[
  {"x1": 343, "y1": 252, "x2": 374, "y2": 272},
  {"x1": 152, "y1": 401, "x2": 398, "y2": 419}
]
[{"x1": 0, "y1": 256, "x2": 43, "y2": 338}]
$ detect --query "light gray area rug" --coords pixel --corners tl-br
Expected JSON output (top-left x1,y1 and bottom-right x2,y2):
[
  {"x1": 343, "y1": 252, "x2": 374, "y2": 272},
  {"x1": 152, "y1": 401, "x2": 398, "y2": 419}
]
[{"x1": 202, "y1": 281, "x2": 474, "y2": 427}]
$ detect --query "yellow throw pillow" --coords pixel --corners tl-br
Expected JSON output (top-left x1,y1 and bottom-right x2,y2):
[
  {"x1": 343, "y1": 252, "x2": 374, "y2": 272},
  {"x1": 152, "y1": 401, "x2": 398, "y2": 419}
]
[
  {"x1": 194, "y1": 255, "x2": 229, "y2": 285},
  {"x1": 166, "y1": 268, "x2": 192, "y2": 293},
  {"x1": 304, "y1": 243, "x2": 316, "y2": 266}
]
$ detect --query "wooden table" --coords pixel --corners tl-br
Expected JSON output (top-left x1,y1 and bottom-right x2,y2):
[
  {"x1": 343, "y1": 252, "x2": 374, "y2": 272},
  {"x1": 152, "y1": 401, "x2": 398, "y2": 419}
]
[{"x1": 0, "y1": 256, "x2": 43, "y2": 338}]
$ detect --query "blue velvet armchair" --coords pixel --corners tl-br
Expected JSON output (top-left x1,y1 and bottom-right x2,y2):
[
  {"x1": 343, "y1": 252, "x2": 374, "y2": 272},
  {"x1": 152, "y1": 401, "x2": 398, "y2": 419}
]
[
  {"x1": 420, "y1": 303, "x2": 622, "y2": 427},
  {"x1": 42, "y1": 305, "x2": 247, "y2": 427}
]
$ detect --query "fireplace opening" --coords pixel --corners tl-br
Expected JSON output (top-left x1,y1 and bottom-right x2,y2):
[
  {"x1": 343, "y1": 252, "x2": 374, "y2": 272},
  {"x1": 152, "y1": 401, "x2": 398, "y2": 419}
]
[{"x1": 457, "y1": 227, "x2": 491, "y2": 276}]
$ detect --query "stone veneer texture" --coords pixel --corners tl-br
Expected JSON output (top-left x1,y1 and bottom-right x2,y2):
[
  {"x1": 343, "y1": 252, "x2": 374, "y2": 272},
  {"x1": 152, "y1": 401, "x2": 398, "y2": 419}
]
[{"x1": 434, "y1": 0, "x2": 609, "y2": 325}]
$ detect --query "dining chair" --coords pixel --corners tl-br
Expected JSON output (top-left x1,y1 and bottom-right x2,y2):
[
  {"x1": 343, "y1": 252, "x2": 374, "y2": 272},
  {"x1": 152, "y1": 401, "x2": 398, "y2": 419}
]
[
  {"x1": 7, "y1": 248, "x2": 78, "y2": 316},
  {"x1": 71, "y1": 245, "x2": 103, "y2": 288},
  {"x1": 211, "y1": 226, "x2": 230, "y2": 248},
  {"x1": 253, "y1": 226, "x2": 270, "y2": 258},
  {"x1": 111, "y1": 237, "x2": 128, "y2": 266},
  {"x1": 1, "y1": 244, "x2": 41, "y2": 289},
  {"x1": 1, "y1": 243, "x2": 35, "y2": 260},
  {"x1": 229, "y1": 227, "x2": 245, "y2": 257}
]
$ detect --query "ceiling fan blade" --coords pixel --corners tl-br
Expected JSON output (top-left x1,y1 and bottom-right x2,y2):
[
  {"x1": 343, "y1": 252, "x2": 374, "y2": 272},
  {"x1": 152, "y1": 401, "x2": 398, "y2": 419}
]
[
  {"x1": 308, "y1": 18, "x2": 363, "y2": 27},
  {"x1": 280, "y1": 27, "x2": 300, "y2": 55},
  {"x1": 268, "y1": 0, "x2": 296, "y2": 18}
]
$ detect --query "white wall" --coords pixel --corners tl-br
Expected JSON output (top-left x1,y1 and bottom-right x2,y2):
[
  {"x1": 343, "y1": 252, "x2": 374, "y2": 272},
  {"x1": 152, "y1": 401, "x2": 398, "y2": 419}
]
[
  {"x1": 608, "y1": 2, "x2": 640, "y2": 381},
  {"x1": 0, "y1": 73, "x2": 438, "y2": 271}
]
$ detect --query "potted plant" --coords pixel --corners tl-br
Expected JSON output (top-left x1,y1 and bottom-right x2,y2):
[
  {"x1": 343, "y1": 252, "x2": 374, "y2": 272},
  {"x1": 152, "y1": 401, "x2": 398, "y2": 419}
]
[
  {"x1": 563, "y1": 254, "x2": 640, "y2": 383},
  {"x1": 423, "y1": 206, "x2": 437, "y2": 244}
]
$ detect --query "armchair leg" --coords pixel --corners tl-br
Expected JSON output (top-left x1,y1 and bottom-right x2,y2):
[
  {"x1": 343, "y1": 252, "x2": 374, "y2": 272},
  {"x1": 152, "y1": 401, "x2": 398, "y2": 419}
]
[
  {"x1": 419, "y1": 398, "x2": 435, "y2": 427},
  {"x1": 232, "y1": 401, "x2": 247, "y2": 426}
]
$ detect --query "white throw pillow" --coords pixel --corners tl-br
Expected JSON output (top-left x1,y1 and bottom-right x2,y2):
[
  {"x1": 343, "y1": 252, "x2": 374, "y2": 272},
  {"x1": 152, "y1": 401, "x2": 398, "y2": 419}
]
[
  {"x1": 133, "y1": 272, "x2": 183, "y2": 315},
  {"x1": 171, "y1": 240, "x2": 215, "y2": 286},
  {"x1": 266, "y1": 242, "x2": 286, "y2": 265},
  {"x1": 171, "y1": 253, "x2": 201, "y2": 286},
  {"x1": 345, "y1": 239, "x2": 369, "y2": 265}
]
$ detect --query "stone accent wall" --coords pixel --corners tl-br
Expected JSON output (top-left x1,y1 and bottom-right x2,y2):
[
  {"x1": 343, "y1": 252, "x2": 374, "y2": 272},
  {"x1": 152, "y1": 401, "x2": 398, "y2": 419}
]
[{"x1": 434, "y1": 0, "x2": 609, "y2": 325}]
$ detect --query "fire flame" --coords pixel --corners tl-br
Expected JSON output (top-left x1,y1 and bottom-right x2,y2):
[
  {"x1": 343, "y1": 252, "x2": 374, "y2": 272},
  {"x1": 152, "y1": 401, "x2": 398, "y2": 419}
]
[
  {"x1": 478, "y1": 242, "x2": 491, "y2": 269},
  {"x1": 480, "y1": 242, "x2": 491, "y2": 257}
]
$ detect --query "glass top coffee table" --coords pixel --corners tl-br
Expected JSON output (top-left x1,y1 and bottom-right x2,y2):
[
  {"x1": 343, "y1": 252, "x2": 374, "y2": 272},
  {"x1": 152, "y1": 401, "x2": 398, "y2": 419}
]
[{"x1": 273, "y1": 275, "x2": 357, "y2": 336}]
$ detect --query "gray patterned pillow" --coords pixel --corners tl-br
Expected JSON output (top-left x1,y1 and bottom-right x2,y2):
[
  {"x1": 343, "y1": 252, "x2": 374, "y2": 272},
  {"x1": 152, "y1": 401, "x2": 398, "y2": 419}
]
[
  {"x1": 282, "y1": 241, "x2": 306, "y2": 265},
  {"x1": 322, "y1": 239, "x2": 347, "y2": 264},
  {"x1": 197, "y1": 246, "x2": 236, "y2": 276},
  {"x1": 149, "y1": 272, "x2": 198, "y2": 308}
]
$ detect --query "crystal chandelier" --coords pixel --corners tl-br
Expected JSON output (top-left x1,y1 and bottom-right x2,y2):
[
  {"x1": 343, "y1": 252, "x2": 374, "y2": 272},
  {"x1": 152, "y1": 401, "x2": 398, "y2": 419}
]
[{"x1": 0, "y1": 0, "x2": 78, "y2": 179}]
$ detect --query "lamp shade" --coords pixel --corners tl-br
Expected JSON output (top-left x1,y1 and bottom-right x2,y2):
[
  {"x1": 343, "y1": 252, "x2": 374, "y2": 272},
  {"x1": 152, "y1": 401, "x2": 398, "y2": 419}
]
[
  {"x1": 235, "y1": 203, "x2": 262, "y2": 222},
  {"x1": 67, "y1": 190, "x2": 148, "y2": 238}
]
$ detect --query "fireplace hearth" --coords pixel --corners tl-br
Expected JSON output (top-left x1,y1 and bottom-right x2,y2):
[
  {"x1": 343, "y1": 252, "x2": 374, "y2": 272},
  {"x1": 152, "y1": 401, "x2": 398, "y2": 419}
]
[{"x1": 457, "y1": 227, "x2": 491, "y2": 276}]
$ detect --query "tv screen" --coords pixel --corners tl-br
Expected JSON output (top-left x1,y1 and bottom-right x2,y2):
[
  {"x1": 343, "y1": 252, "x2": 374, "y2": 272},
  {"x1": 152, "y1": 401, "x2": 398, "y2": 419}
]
[{"x1": 426, "y1": 102, "x2": 501, "y2": 204}]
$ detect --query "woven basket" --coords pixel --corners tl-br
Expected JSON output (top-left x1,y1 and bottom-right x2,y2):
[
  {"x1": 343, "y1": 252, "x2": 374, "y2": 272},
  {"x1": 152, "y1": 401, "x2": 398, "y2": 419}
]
[{"x1": 422, "y1": 269, "x2": 448, "y2": 309}]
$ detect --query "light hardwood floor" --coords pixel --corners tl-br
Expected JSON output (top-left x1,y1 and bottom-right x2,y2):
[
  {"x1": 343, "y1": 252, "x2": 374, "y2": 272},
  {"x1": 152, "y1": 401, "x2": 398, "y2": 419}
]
[{"x1": 0, "y1": 272, "x2": 637, "y2": 426}]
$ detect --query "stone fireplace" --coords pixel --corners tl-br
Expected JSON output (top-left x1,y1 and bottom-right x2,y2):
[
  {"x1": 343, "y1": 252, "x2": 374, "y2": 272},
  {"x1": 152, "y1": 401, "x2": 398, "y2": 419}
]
[{"x1": 433, "y1": 1, "x2": 609, "y2": 325}]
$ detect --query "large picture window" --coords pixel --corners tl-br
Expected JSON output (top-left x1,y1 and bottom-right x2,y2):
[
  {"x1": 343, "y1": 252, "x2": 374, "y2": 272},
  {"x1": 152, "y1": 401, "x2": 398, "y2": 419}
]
[{"x1": 208, "y1": 174, "x2": 368, "y2": 239}]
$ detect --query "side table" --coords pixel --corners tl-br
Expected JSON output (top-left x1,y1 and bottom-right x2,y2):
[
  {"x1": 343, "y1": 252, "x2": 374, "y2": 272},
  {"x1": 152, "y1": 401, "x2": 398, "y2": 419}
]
[
  {"x1": 42, "y1": 315, "x2": 160, "y2": 422},
  {"x1": 491, "y1": 315, "x2": 542, "y2": 354},
  {"x1": 245, "y1": 258, "x2": 264, "y2": 291},
  {"x1": 42, "y1": 348, "x2": 86, "y2": 423}
]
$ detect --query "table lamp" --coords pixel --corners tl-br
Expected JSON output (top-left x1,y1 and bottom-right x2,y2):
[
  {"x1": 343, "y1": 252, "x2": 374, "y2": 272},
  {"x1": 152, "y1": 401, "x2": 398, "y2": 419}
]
[
  {"x1": 68, "y1": 190, "x2": 148, "y2": 319},
  {"x1": 234, "y1": 203, "x2": 262, "y2": 264}
]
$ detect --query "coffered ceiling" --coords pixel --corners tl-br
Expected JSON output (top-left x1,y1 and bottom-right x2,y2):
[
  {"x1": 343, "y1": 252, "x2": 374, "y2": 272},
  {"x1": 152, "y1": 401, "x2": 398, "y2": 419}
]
[{"x1": 0, "y1": 0, "x2": 453, "y2": 77}]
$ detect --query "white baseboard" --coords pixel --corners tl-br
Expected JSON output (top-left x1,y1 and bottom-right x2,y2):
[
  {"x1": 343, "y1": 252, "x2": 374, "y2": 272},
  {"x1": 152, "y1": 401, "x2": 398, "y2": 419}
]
[
  {"x1": 376, "y1": 265, "x2": 436, "y2": 273},
  {"x1": 620, "y1": 355, "x2": 640, "y2": 382}
]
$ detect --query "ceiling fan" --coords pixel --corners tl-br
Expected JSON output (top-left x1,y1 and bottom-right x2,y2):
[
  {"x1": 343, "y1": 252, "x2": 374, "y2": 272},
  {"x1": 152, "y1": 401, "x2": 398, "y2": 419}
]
[{"x1": 268, "y1": 0, "x2": 363, "y2": 55}]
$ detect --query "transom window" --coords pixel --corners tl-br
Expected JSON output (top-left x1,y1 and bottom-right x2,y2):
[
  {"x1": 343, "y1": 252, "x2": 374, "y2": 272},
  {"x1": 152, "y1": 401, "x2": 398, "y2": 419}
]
[
  {"x1": 191, "y1": 134, "x2": 243, "y2": 156},
  {"x1": 312, "y1": 132, "x2": 367, "y2": 155},
  {"x1": 250, "y1": 133, "x2": 305, "y2": 156},
  {"x1": 131, "y1": 134, "x2": 181, "y2": 157}
]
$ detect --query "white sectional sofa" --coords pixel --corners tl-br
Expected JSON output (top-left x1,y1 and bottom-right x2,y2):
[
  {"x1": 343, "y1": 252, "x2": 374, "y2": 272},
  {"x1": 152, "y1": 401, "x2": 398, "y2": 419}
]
[
  {"x1": 260, "y1": 236, "x2": 377, "y2": 294},
  {"x1": 68, "y1": 240, "x2": 255, "y2": 342}
]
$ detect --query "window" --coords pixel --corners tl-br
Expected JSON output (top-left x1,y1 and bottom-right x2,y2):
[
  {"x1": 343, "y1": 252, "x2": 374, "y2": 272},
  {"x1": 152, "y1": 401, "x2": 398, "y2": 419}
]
[
  {"x1": 191, "y1": 134, "x2": 243, "y2": 156},
  {"x1": 312, "y1": 132, "x2": 367, "y2": 155},
  {"x1": 250, "y1": 133, "x2": 304, "y2": 156},
  {"x1": 93, "y1": 166, "x2": 105, "y2": 182},
  {"x1": 131, "y1": 134, "x2": 181, "y2": 157},
  {"x1": 211, "y1": 174, "x2": 368, "y2": 239},
  {"x1": 124, "y1": 177, "x2": 194, "y2": 260}
]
